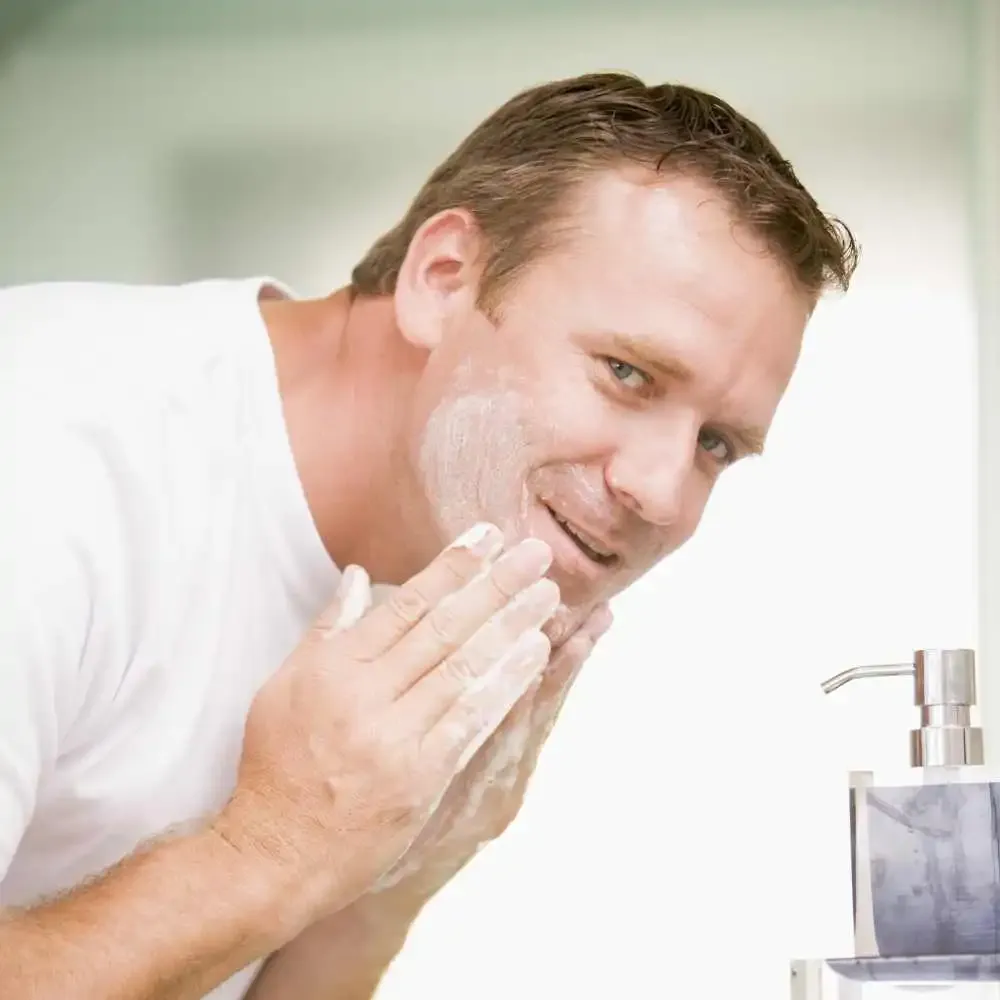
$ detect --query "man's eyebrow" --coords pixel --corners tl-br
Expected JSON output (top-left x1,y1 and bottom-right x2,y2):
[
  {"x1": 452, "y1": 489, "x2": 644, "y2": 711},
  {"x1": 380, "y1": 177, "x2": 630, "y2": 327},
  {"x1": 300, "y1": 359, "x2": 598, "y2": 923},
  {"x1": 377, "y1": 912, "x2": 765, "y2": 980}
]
[
  {"x1": 607, "y1": 331, "x2": 767, "y2": 457},
  {"x1": 723, "y1": 424, "x2": 766, "y2": 457},
  {"x1": 608, "y1": 331, "x2": 695, "y2": 381}
]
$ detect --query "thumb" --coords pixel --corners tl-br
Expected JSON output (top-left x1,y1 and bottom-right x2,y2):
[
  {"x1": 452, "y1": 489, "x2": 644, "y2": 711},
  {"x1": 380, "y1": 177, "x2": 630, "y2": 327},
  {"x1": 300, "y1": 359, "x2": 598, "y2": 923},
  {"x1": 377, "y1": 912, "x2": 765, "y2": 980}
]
[{"x1": 313, "y1": 564, "x2": 373, "y2": 637}]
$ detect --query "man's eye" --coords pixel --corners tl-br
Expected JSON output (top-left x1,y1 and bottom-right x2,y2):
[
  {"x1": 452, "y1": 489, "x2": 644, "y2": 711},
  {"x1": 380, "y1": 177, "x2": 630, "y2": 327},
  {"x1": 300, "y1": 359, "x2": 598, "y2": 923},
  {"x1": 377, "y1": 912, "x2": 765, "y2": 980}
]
[
  {"x1": 605, "y1": 357, "x2": 650, "y2": 391},
  {"x1": 698, "y1": 428, "x2": 734, "y2": 464}
]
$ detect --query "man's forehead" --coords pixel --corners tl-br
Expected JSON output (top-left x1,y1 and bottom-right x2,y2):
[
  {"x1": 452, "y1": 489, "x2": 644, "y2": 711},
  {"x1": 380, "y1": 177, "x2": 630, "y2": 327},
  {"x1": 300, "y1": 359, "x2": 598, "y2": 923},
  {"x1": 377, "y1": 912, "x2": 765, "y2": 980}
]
[
  {"x1": 562, "y1": 169, "x2": 806, "y2": 318},
  {"x1": 569, "y1": 167, "x2": 737, "y2": 247}
]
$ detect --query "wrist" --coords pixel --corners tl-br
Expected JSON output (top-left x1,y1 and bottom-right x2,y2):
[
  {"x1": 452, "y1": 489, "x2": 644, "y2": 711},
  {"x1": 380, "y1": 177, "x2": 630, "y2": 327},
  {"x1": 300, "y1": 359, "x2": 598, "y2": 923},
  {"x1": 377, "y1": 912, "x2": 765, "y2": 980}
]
[{"x1": 208, "y1": 794, "x2": 333, "y2": 949}]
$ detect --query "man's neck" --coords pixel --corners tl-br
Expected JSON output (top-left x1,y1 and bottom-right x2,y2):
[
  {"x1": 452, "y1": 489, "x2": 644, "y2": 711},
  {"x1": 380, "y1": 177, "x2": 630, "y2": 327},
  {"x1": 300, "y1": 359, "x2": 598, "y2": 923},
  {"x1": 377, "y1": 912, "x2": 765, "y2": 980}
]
[{"x1": 261, "y1": 289, "x2": 432, "y2": 585}]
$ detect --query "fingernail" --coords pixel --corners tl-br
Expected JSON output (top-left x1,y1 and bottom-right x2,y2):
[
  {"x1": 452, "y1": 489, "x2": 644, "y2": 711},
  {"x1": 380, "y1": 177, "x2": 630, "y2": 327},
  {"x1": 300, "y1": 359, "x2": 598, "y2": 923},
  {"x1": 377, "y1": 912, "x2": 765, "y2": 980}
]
[
  {"x1": 447, "y1": 522, "x2": 504, "y2": 560},
  {"x1": 515, "y1": 577, "x2": 562, "y2": 621},
  {"x1": 508, "y1": 628, "x2": 552, "y2": 667},
  {"x1": 335, "y1": 565, "x2": 371, "y2": 629}
]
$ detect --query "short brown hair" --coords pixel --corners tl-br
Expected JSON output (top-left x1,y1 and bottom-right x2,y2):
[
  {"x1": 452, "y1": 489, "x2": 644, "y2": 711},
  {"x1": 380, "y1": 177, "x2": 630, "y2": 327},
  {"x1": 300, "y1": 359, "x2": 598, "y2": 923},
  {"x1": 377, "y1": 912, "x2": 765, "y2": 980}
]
[{"x1": 351, "y1": 72, "x2": 859, "y2": 313}]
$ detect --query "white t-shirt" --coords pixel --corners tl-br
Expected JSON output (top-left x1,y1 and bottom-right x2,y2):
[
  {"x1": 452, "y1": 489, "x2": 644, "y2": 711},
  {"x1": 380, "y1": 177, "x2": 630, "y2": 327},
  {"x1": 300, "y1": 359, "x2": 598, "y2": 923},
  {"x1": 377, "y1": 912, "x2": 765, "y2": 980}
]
[{"x1": 0, "y1": 277, "x2": 339, "y2": 998}]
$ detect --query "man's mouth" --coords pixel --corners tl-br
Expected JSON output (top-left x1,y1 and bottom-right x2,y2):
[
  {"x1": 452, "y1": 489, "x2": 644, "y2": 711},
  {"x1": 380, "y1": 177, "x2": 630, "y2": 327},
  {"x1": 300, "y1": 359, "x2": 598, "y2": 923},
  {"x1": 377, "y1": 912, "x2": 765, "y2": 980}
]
[{"x1": 545, "y1": 505, "x2": 618, "y2": 566}]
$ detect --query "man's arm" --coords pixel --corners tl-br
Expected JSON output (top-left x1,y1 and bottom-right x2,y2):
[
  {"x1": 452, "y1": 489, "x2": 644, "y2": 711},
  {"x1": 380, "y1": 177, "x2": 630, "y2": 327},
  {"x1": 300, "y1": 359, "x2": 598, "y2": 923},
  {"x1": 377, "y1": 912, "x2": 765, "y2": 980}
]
[
  {"x1": 244, "y1": 606, "x2": 610, "y2": 1000},
  {"x1": 0, "y1": 822, "x2": 300, "y2": 1000},
  {"x1": 245, "y1": 892, "x2": 421, "y2": 1000},
  {"x1": 0, "y1": 426, "x2": 295, "y2": 998},
  {"x1": 0, "y1": 515, "x2": 556, "y2": 999}
]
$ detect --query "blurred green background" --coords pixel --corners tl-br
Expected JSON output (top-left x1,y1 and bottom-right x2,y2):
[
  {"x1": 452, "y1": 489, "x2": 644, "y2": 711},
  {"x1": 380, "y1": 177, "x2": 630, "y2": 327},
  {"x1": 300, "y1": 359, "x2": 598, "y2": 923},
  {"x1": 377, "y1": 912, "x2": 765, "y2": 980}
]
[{"x1": 0, "y1": 0, "x2": 988, "y2": 298}]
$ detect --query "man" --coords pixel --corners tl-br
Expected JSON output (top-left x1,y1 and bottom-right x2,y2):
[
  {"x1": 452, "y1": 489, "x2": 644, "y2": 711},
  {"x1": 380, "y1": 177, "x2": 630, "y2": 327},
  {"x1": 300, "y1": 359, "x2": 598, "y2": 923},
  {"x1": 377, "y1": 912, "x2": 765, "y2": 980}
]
[{"x1": 0, "y1": 72, "x2": 857, "y2": 998}]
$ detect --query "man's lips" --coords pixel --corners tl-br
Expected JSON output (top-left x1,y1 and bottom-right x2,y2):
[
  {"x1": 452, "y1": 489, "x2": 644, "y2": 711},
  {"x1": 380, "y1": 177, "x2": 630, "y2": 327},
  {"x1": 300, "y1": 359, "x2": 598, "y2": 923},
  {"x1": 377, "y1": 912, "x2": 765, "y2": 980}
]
[{"x1": 543, "y1": 504, "x2": 619, "y2": 567}]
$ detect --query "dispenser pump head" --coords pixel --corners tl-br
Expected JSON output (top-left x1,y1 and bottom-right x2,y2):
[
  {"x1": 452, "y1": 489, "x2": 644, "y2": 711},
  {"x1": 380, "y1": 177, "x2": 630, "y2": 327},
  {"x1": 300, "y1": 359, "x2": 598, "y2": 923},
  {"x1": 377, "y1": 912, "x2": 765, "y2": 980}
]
[{"x1": 821, "y1": 649, "x2": 983, "y2": 767}]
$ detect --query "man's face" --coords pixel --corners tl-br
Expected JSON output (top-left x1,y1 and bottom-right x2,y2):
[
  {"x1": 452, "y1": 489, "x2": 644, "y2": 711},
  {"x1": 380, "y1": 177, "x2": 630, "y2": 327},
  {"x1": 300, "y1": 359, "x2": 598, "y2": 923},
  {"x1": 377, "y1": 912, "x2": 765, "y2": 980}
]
[{"x1": 402, "y1": 168, "x2": 810, "y2": 640}]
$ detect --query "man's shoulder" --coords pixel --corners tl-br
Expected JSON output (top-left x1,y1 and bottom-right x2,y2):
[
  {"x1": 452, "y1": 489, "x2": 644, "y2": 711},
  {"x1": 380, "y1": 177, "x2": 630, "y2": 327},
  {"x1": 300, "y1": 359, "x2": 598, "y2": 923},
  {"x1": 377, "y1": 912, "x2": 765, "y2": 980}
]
[
  {"x1": 2, "y1": 275, "x2": 274, "y2": 407},
  {"x1": 1, "y1": 276, "x2": 198, "y2": 313},
  {"x1": 1, "y1": 277, "x2": 281, "y2": 713},
  {"x1": 1, "y1": 275, "x2": 275, "y2": 540},
  {"x1": 0, "y1": 276, "x2": 267, "y2": 341}
]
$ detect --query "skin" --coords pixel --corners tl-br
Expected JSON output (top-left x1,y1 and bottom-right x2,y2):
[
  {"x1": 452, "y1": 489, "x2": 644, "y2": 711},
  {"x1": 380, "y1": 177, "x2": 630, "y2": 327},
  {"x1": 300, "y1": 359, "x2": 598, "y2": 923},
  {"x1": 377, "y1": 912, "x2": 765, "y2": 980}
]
[
  {"x1": 267, "y1": 167, "x2": 808, "y2": 635},
  {"x1": 0, "y1": 532, "x2": 562, "y2": 1000},
  {"x1": 249, "y1": 164, "x2": 812, "y2": 997}
]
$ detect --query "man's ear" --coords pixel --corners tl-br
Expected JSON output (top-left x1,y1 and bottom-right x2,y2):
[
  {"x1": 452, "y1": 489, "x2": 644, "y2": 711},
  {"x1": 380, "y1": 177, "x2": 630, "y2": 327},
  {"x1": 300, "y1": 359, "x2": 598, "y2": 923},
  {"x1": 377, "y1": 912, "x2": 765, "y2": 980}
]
[{"x1": 393, "y1": 208, "x2": 484, "y2": 350}]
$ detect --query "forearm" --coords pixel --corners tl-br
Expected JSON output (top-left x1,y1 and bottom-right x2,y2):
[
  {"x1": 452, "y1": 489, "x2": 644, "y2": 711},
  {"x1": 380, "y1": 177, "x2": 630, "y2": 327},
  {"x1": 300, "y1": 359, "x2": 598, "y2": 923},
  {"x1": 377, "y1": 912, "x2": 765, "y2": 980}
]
[
  {"x1": 0, "y1": 824, "x2": 301, "y2": 1000},
  {"x1": 246, "y1": 894, "x2": 422, "y2": 1000}
]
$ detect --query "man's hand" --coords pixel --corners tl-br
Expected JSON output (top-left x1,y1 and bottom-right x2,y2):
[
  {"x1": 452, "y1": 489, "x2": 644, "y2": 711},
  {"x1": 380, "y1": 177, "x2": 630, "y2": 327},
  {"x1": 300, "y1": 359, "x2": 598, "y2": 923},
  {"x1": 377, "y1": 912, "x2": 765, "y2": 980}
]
[
  {"x1": 246, "y1": 602, "x2": 611, "y2": 1000},
  {"x1": 219, "y1": 522, "x2": 563, "y2": 939},
  {"x1": 373, "y1": 601, "x2": 612, "y2": 901},
  {"x1": 0, "y1": 523, "x2": 574, "y2": 1000}
]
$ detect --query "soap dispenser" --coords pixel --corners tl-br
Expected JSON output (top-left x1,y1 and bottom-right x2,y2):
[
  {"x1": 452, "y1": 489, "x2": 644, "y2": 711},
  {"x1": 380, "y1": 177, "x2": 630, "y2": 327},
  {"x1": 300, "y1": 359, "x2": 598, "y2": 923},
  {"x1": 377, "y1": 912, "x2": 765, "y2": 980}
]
[{"x1": 790, "y1": 649, "x2": 1000, "y2": 998}]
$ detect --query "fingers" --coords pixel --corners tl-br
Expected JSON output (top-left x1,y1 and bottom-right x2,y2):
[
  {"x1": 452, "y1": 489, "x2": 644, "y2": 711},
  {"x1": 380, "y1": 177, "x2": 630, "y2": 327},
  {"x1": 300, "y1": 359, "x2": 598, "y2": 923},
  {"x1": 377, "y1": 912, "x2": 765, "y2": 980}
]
[
  {"x1": 537, "y1": 631, "x2": 592, "y2": 704},
  {"x1": 526, "y1": 603, "x2": 613, "y2": 752},
  {"x1": 420, "y1": 628, "x2": 554, "y2": 775},
  {"x1": 385, "y1": 538, "x2": 556, "y2": 698},
  {"x1": 396, "y1": 569, "x2": 561, "y2": 727},
  {"x1": 336, "y1": 522, "x2": 505, "y2": 661},
  {"x1": 311, "y1": 565, "x2": 373, "y2": 637},
  {"x1": 587, "y1": 603, "x2": 615, "y2": 642},
  {"x1": 537, "y1": 604, "x2": 612, "y2": 703}
]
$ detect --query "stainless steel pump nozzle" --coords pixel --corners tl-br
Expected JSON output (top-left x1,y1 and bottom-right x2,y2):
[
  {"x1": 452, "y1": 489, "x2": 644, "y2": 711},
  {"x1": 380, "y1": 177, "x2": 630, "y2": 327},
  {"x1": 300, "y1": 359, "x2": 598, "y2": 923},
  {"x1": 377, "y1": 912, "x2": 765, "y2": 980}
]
[
  {"x1": 821, "y1": 663, "x2": 915, "y2": 694},
  {"x1": 820, "y1": 649, "x2": 983, "y2": 767}
]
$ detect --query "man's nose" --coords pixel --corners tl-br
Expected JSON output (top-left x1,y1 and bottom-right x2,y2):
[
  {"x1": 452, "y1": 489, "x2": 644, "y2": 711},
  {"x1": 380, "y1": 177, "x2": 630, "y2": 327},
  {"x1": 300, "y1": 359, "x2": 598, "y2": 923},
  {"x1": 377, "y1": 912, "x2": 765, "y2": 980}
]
[{"x1": 604, "y1": 424, "x2": 696, "y2": 527}]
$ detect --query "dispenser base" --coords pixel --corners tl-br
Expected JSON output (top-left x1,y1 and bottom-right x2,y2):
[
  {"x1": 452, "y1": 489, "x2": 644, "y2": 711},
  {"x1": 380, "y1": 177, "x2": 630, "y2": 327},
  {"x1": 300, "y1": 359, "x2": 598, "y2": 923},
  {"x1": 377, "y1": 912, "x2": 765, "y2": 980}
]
[{"x1": 792, "y1": 957, "x2": 1000, "y2": 998}]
